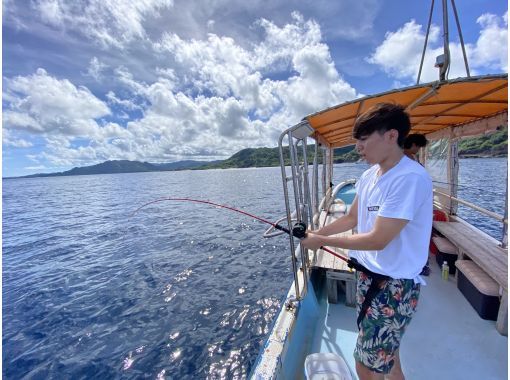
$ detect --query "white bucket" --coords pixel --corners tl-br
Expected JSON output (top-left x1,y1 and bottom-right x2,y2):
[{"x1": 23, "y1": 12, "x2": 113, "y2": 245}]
[{"x1": 304, "y1": 352, "x2": 353, "y2": 380}]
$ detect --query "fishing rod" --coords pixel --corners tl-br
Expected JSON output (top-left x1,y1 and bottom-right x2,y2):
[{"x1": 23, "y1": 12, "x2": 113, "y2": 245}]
[{"x1": 131, "y1": 197, "x2": 349, "y2": 263}]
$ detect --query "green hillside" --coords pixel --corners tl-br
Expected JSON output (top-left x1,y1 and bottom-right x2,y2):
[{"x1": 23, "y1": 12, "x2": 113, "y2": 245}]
[
  {"x1": 198, "y1": 127, "x2": 507, "y2": 170},
  {"x1": 198, "y1": 145, "x2": 359, "y2": 169},
  {"x1": 458, "y1": 127, "x2": 507, "y2": 157}
]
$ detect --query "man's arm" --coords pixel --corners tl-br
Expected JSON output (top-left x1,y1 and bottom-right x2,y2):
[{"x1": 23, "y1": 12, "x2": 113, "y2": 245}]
[
  {"x1": 313, "y1": 196, "x2": 359, "y2": 236},
  {"x1": 301, "y1": 214, "x2": 408, "y2": 251}
]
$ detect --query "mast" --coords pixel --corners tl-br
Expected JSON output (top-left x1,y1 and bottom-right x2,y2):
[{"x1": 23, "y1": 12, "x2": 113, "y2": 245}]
[
  {"x1": 417, "y1": 0, "x2": 470, "y2": 84},
  {"x1": 439, "y1": 0, "x2": 450, "y2": 81}
]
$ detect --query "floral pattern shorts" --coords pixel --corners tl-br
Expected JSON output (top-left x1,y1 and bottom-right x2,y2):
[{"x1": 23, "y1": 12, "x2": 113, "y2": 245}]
[{"x1": 353, "y1": 271, "x2": 420, "y2": 374}]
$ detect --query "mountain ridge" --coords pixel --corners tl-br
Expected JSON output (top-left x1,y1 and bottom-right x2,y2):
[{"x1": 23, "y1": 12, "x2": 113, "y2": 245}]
[
  {"x1": 7, "y1": 127, "x2": 507, "y2": 179},
  {"x1": 8, "y1": 145, "x2": 356, "y2": 179}
]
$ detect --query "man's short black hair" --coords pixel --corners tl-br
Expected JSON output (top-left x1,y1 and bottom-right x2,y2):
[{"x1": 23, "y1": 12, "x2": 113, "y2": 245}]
[
  {"x1": 353, "y1": 103, "x2": 411, "y2": 147},
  {"x1": 404, "y1": 134, "x2": 428, "y2": 149}
]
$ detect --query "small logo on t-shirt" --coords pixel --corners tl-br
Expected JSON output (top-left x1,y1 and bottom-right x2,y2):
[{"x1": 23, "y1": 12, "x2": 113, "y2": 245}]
[{"x1": 367, "y1": 206, "x2": 380, "y2": 212}]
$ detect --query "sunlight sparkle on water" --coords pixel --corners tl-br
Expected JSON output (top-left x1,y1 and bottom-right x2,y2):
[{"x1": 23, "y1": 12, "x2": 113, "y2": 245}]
[
  {"x1": 171, "y1": 349, "x2": 182, "y2": 361},
  {"x1": 122, "y1": 354, "x2": 134, "y2": 370}
]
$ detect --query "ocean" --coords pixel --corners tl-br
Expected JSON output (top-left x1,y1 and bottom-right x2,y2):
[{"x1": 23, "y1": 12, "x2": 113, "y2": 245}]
[{"x1": 3, "y1": 158, "x2": 507, "y2": 379}]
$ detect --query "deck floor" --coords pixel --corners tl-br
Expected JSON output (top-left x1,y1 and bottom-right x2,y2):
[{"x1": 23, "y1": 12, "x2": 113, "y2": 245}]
[{"x1": 310, "y1": 259, "x2": 508, "y2": 380}]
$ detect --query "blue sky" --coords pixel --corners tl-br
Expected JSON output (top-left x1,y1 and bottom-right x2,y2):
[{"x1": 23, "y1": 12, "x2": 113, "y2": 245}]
[{"x1": 3, "y1": 0, "x2": 508, "y2": 177}]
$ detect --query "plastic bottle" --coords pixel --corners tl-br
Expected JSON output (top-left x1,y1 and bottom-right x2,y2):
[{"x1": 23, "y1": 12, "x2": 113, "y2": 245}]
[{"x1": 441, "y1": 261, "x2": 449, "y2": 281}]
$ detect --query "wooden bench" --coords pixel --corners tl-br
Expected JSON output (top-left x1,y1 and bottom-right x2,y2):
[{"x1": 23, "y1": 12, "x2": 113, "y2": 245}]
[
  {"x1": 433, "y1": 221, "x2": 508, "y2": 335},
  {"x1": 310, "y1": 201, "x2": 356, "y2": 306}
]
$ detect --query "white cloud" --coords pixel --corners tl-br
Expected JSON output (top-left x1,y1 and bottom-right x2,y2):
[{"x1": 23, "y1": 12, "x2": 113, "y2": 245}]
[
  {"x1": 106, "y1": 91, "x2": 142, "y2": 111},
  {"x1": 86, "y1": 57, "x2": 108, "y2": 81},
  {"x1": 284, "y1": 43, "x2": 355, "y2": 115},
  {"x1": 368, "y1": 12, "x2": 508, "y2": 83},
  {"x1": 153, "y1": 13, "x2": 356, "y2": 122},
  {"x1": 7, "y1": 139, "x2": 34, "y2": 148},
  {"x1": 155, "y1": 67, "x2": 178, "y2": 83},
  {"x1": 114, "y1": 66, "x2": 148, "y2": 94},
  {"x1": 37, "y1": 0, "x2": 65, "y2": 26},
  {"x1": 4, "y1": 68, "x2": 111, "y2": 137},
  {"x1": 3, "y1": 13, "x2": 359, "y2": 170},
  {"x1": 119, "y1": 13, "x2": 358, "y2": 160},
  {"x1": 31, "y1": 0, "x2": 174, "y2": 48},
  {"x1": 253, "y1": 12, "x2": 322, "y2": 70},
  {"x1": 471, "y1": 12, "x2": 508, "y2": 71},
  {"x1": 2, "y1": 129, "x2": 34, "y2": 148},
  {"x1": 3, "y1": 111, "x2": 44, "y2": 133},
  {"x1": 367, "y1": 20, "x2": 441, "y2": 83}
]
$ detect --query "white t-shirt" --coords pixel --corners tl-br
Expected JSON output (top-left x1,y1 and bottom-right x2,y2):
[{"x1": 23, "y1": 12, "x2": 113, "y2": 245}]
[{"x1": 349, "y1": 155, "x2": 433, "y2": 282}]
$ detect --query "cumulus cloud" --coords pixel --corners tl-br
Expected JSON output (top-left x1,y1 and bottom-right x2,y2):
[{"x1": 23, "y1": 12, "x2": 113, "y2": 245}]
[
  {"x1": 3, "y1": 13, "x2": 359, "y2": 171},
  {"x1": 4, "y1": 68, "x2": 111, "y2": 137},
  {"x1": 368, "y1": 13, "x2": 508, "y2": 83},
  {"x1": 153, "y1": 13, "x2": 356, "y2": 123},
  {"x1": 471, "y1": 12, "x2": 508, "y2": 71},
  {"x1": 116, "y1": 13, "x2": 358, "y2": 160},
  {"x1": 368, "y1": 21, "x2": 439, "y2": 81},
  {"x1": 4, "y1": 1, "x2": 507, "y2": 178},
  {"x1": 3, "y1": 69, "x2": 122, "y2": 158}
]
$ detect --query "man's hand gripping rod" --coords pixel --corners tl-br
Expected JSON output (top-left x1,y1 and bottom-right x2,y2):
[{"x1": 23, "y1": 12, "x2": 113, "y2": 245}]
[{"x1": 285, "y1": 222, "x2": 349, "y2": 264}]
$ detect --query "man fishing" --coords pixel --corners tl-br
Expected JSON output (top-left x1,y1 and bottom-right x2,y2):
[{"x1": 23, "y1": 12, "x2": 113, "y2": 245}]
[{"x1": 301, "y1": 103, "x2": 433, "y2": 380}]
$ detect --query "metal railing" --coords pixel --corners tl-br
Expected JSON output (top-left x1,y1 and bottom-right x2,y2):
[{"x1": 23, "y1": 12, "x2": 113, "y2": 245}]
[
  {"x1": 433, "y1": 188, "x2": 508, "y2": 247},
  {"x1": 277, "y1": 121, "x2": 316, "y2": 303}
]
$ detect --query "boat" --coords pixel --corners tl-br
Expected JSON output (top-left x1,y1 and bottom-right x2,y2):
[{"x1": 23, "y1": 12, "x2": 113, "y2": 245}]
[{"x1": 251, "y1": 1, "x2": 508, "y2": 379}]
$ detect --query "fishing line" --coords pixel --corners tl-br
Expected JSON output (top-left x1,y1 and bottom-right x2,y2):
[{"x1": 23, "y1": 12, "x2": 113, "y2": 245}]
[{"x1": 131, "y1": 197, "x2": 349, "y2": 263}]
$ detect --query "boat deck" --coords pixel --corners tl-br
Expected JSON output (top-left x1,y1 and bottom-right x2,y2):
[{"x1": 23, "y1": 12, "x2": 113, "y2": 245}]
[
  {"x1": 310, "y1": 261, "x2": 508, "y2": 380},
  {"x1": 311, "y1": 201, "x2": 351, "y2": 272}
]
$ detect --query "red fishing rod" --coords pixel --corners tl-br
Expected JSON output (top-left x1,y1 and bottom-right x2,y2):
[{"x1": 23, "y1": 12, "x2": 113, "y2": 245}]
[{"x1": 131, "y1": 197, "x2": 349, "y2": 263}]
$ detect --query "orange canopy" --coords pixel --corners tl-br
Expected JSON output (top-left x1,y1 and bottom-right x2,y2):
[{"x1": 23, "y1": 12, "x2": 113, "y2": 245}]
[{"x1": 305, "y1": 74, "x2": 508, "y2": 148}]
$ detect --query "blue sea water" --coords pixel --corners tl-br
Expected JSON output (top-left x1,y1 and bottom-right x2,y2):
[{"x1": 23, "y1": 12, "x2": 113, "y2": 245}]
[
  {"x1": 3, "y1": 158, "x2": 507, "y2": 379},
  {"x1": 456, "y1": 158, "x2": 507, "y2": 240}
]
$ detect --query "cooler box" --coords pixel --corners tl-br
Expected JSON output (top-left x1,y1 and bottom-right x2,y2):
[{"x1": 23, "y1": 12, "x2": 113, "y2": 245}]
[
  {"x1": 433, "y1": 236, "x2": 458, "y2": 275},
  {"x1": 455, "y1": 260, "x2": 500, "y2": 321}
]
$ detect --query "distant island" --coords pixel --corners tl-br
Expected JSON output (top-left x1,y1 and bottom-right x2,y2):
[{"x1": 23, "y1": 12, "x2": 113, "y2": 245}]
[
  {"x1": 8, "y1": 127, "x2": 507, "y2": 179},
  {"x1": 12, "y1": 145, "x2": 359, "y2": 179}
]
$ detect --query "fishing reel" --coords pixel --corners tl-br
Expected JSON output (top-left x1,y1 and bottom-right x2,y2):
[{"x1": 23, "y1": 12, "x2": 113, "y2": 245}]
[
  {"x1": 265, "y1": 220, "x2": 307, "y2": 239},
  {"x1": 291, "y1": 222, "x2": 307, "y2": 239}
]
